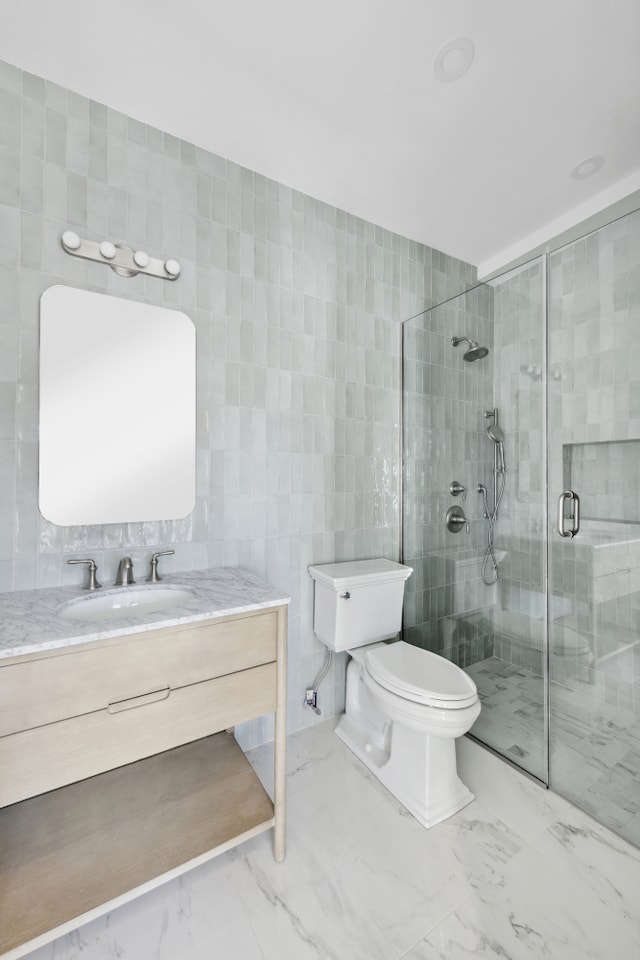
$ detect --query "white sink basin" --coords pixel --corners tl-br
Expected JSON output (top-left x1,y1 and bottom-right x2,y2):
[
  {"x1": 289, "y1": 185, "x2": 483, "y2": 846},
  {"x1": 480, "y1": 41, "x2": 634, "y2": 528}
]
[{"x1": 60, "y1": 586, "x2": 195, "y2": 622}]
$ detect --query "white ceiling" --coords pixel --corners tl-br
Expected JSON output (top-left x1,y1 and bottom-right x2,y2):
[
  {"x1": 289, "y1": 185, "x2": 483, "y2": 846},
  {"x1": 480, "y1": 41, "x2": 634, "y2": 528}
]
[{"x1": 1, "y1": 0, "x2": 639, "y2": 274}]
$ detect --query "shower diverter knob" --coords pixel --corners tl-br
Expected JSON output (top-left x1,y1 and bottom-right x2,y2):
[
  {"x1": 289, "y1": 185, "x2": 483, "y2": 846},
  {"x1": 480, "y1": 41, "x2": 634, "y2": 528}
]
[{"x1": 449, "y1": 480, "x2": 467, "y2": 500}]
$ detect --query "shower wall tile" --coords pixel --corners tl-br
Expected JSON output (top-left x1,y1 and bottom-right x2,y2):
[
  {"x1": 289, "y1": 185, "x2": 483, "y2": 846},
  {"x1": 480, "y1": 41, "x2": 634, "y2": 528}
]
[{"x1": 0, "y1": 59, "x2": 476, "y2": 740}]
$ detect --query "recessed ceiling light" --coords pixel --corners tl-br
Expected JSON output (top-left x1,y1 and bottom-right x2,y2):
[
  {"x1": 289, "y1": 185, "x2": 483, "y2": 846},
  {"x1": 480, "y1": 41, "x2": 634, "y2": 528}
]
[
  {"x1": 570, "y1": 155, "x2": 605, "y2": 180},
  {"x1": 433, "y1": 38, "x2": 475, "y2": 83}
]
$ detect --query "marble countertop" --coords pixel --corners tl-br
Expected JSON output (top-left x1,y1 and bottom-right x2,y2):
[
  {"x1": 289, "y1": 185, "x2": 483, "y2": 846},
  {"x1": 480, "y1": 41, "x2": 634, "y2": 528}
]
[{"x1": 0, "y1": 567, "x2": 290, "y2": 660}]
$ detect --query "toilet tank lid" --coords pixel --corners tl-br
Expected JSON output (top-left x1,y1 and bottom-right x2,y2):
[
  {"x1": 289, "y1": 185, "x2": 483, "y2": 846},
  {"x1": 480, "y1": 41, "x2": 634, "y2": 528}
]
[{"x1": 308, "y1": 559, "x2": 413, "y2": 589}]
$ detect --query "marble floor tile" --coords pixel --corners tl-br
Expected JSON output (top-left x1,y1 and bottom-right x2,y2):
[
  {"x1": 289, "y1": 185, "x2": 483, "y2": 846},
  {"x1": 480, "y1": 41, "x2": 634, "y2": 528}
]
[
  {"x1": 405, "y1": 844, "x2": 640, "y2": 960},
  {"x1": 456, "y1": 734, "x2": 565, "y2": 844},
  {"x1": 227, "y1": 821, "x2": 398, "y2": 960},
  {"x1": 24, "y1": 719, "x2": 640, "y2": 960},
  {"x1": 25, "y1": 856, "x2": 266, "y2": 960},
  {"x1": 333, "y1": 799, "x2": 525, "y2": 956},
  {"x1": 467, "y1": 657, "x2": 546, "y2": 779},
  {"x1": 529, "y1": 810, "x2": 640, "y2": 924}
]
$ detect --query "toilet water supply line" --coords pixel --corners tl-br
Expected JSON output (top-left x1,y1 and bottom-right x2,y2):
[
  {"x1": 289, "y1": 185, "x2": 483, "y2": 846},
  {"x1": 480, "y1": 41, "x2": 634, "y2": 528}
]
[{"x1": 305, "y1": 647, "x2": 333, "y2": 715}]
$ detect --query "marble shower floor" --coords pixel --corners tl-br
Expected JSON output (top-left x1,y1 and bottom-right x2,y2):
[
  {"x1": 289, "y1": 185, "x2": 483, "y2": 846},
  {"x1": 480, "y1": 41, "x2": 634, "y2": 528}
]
[
  {"x1": 467, "y1": 656, "x2": 640, "y2": 846},
  {"x1": 466, "y1": 657, "x2": 547, "y2": 777},
  {"x1": 27, "y1": 718, "x2": 640, "y2": 960}
]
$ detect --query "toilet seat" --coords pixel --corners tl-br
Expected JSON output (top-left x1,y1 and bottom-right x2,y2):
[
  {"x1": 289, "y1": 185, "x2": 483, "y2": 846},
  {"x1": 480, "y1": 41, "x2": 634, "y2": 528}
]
[{"x1": 365, "y1": 641, "x2": 478, "y2": 709}]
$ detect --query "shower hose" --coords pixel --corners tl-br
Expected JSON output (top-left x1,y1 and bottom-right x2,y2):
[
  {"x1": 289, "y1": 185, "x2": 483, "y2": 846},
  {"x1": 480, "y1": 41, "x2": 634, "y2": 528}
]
[{"x1": 479, "y1": 470, "x2": 506, "y2": 586}]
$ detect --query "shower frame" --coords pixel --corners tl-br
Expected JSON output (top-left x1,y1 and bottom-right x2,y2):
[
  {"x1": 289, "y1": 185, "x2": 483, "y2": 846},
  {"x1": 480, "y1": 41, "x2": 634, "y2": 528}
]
[{"x1": 401, "y1": 207, "x2": 640, "y2": 851}]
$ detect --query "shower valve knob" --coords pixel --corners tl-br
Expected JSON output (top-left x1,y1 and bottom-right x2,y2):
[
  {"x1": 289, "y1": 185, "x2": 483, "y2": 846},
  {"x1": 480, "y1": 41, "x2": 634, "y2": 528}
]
[
  {"x1": 449, "y1": 481, "x2": 466, "y2": 500},
  {"x1": 446, "y1": 505, "x2": 470, "y2": 534}
]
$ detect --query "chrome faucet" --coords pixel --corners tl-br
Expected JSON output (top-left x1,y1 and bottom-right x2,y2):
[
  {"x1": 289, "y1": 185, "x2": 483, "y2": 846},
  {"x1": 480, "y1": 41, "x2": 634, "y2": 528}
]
[{"x1": 114, "y1": 556, "x2": 135, "y2": 586}]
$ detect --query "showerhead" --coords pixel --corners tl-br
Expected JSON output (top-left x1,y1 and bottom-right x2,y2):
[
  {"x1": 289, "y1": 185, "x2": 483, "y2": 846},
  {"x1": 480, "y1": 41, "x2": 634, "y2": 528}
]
[
  {"x1": 464, "y1": 344, "x2": 489, "y2": 361},
  {"x1": 451, "y1": 336, "x2": 489, "y2": 362}
]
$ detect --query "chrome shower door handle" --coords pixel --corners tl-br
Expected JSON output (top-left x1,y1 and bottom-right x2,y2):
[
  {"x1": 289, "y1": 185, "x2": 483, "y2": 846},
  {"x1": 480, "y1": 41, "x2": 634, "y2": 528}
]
[
  {"x1": 557, "y1": 490, "x2": 580, "y2": 538},
  {"x1": 572, "y1": 491, "x2": 580, "y2": 536}
]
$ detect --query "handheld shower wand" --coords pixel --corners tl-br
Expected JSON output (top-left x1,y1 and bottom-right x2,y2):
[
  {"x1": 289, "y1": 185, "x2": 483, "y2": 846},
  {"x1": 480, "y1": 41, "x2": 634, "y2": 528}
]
[{"x1": 486, "y1": 421, "x2": 505, "y2": 474}]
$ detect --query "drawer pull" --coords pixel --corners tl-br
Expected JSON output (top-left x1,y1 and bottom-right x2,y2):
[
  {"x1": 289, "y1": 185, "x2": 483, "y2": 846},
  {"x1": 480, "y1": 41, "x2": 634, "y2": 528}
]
[{"x1": 108, "y1": 686, "x2": 170, "y2": 714}]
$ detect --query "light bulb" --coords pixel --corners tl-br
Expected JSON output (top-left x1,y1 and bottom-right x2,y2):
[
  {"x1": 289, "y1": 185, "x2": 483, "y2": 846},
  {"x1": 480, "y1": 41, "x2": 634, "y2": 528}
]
[{"x1": 62, "y1": 231, "x2": 81, "y2": 251}]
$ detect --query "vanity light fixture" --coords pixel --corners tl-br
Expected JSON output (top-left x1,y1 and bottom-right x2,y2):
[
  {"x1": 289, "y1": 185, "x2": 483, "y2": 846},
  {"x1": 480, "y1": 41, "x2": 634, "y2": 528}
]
[
  {"x1": 433, "y1": 37, "x2": 475, "y2": 83},
  {"x1": 60, "y1": 231, "x2": 181, "y2": 281}
]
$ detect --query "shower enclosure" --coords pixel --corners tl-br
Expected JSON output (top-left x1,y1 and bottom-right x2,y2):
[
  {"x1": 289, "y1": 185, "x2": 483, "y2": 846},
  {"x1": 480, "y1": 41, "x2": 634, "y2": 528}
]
[{"x1": 402, "y1": 208, "x2": 640, "y2": 847}]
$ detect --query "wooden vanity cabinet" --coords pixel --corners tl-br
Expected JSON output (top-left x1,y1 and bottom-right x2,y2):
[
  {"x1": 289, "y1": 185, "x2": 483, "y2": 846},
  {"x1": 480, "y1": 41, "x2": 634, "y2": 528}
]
[{"x1": 0, "y1": 604, "x2": 287, "y2": 960}]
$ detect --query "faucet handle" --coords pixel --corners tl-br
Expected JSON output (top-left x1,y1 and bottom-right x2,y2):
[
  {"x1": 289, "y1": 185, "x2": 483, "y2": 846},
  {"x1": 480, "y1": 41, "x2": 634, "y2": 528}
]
[
  {"x1": 67, "y1": 558, "x2": 102, "y2": 590},
  {"x1": 146, "y1": 549, "x2": 175, "y2": 583}
]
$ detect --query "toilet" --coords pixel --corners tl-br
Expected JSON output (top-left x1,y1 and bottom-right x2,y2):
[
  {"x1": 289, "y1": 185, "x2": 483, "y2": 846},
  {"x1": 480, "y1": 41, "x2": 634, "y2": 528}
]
[{"x1": 308, "y1": 559, "x2": 481, "y2": 828}]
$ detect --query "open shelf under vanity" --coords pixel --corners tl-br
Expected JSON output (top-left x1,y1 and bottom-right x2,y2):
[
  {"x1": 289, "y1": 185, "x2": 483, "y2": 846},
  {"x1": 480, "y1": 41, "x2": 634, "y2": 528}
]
[{"x1": 0, "y1": 733, "x2": 274, "y2": 957}]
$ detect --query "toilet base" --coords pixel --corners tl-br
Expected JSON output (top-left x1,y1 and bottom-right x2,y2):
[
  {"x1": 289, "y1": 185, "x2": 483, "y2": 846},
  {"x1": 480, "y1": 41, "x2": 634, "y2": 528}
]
[
  {"x1": 335, "y1": 657, "x2": 476, "y2": 829},
  {"x1": 336, "y1": 714, "x2": 474, "y2": 828}
]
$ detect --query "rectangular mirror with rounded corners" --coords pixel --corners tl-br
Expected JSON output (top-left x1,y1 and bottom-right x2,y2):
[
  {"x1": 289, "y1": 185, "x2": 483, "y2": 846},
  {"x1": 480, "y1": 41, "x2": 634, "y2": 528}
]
[{"x1": 39, "y1": 285, "x2": 196, "y2": 526}]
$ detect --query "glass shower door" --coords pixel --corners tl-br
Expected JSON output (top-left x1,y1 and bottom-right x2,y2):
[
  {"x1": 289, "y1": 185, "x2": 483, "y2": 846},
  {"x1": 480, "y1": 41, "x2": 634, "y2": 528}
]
[
  {"x1": 548, "y1": 210, "x2": 640, "y2": 846},
  {"x1": 468, "y1": 256, "x2": 548, "y2": 782},
  {"x1": 402, "y1": 257, "x2": 548, "y2": 783}
]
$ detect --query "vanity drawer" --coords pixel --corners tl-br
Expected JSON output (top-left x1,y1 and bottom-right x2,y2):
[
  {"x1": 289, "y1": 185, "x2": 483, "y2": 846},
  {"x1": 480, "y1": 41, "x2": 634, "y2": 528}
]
[
  {"x1": 0, "y1": 609, "x2": 278, "y2": 737},
  {"x1": 0, "y1": 661, "x2": 276, "y2": 808}
]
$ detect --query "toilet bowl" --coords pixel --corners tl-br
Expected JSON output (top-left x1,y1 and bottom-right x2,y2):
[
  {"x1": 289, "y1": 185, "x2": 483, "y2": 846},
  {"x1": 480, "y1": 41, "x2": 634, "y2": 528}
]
[{"x1": 309, "y1": 559, "x2": 481, "y2": 828}]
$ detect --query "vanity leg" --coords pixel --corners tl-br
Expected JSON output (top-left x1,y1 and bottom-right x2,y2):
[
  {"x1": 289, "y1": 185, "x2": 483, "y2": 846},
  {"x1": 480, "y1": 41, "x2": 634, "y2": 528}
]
[{"x1": 273, "y1": 604, "x2": 287, "y2": 862}]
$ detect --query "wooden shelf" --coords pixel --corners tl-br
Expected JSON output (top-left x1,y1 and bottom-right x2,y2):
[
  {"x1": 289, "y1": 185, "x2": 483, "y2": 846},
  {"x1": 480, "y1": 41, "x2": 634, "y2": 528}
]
[{"x1": 0, "y1": 733, "x2": 274, "y2": 957}]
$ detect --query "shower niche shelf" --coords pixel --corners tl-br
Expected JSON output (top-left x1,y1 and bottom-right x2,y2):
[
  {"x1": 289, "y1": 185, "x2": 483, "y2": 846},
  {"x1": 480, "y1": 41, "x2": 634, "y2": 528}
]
[{"x1": 563, "y1": 439, "x2": 640, "y2": 524}]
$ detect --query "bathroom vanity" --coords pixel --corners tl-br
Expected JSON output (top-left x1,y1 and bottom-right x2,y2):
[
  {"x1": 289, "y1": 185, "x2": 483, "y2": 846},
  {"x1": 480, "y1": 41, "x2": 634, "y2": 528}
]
[{"x1": 0, "y1": 567, "x2": 288, "y2": 959}]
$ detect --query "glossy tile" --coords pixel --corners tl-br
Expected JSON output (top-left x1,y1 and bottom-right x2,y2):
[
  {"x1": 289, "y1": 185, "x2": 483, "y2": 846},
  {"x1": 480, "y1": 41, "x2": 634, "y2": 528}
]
[{"x1": 0, "y1": 56, "x2": 479, "y2": 745}]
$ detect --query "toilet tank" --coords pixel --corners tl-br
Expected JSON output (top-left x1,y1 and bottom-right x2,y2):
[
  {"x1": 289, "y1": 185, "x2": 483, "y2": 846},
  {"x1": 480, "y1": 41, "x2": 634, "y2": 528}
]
[{"x1": 308, "y1": 559, "x2": 413, "y2": 652}]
